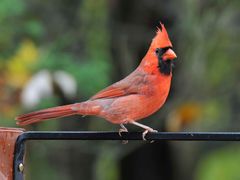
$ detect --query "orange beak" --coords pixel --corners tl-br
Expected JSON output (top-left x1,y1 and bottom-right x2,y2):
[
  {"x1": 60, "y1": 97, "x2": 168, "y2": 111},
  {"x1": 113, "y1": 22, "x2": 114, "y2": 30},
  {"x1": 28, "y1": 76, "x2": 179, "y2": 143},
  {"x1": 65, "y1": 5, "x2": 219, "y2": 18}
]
[{"x1": 162, "y1": 49, "x2": 177, "y2": 61}]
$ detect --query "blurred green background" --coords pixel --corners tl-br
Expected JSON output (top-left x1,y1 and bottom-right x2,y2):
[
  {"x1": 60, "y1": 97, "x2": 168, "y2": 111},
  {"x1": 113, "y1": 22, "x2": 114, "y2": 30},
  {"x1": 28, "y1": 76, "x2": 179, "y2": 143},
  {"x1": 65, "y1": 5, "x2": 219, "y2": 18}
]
[{"x1": 1, "y1": 0, "x2": 240, "y2": 179}]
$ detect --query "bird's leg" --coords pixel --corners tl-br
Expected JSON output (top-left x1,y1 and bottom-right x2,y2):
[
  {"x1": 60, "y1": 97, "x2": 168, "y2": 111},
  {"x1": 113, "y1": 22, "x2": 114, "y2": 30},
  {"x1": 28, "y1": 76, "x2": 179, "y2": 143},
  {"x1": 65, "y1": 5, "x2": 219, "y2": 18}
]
[
  {"x1": 129, "y1": 121, "x2": 157, "y2": 141},
  {"x1": 119, "y1": 124, "x2": 128, "y2": 144},
  {"x1": 119, "y1": 124, "x2": 128, "y2": 136}
]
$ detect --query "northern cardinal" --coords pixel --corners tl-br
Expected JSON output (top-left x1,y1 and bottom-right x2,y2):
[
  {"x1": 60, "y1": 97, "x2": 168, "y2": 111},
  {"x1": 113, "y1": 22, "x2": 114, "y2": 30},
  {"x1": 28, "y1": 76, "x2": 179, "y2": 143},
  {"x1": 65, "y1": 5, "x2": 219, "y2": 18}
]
[{"x1": 16, "y1": 23, "x2": 177, "y2": 140}]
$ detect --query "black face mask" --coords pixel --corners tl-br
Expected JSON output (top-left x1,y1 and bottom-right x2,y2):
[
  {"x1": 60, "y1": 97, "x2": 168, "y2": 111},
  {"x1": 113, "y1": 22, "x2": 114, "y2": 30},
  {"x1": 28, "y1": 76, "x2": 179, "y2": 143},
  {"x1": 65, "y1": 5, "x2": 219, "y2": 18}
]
[{"x1": 155, "y1": 47, "x2": 175, "y2": 75}]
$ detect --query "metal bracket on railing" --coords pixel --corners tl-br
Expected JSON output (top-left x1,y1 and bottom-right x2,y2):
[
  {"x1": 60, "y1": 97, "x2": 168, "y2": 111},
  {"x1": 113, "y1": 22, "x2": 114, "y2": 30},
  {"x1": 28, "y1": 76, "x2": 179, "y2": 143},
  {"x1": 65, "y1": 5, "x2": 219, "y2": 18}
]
[{"x1": 13, "y1": 131, "x2": 240, "y2": 180}]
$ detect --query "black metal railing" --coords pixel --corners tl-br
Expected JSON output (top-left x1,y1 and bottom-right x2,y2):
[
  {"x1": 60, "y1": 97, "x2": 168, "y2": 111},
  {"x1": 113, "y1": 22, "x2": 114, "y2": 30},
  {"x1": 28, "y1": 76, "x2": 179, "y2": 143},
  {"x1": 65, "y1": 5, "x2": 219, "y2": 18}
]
[{"x1": 13, "y1": 131, "x2": 240, "y2": 180}]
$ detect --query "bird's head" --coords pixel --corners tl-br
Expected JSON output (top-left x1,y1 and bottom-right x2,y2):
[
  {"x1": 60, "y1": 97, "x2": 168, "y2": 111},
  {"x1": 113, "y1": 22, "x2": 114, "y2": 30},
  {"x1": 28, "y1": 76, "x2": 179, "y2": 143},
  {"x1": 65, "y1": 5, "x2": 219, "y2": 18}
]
[{"x1": 144, "y1": 23, "x2": 177, "y2": 75}]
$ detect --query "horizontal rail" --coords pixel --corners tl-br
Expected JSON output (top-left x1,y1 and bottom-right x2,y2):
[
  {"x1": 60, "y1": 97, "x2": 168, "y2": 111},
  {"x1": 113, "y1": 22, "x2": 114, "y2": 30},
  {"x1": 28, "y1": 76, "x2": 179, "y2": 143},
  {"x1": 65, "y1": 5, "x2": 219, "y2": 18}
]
[{"x1": 13, "y1": 131, "x2": 240, "y2": 180}]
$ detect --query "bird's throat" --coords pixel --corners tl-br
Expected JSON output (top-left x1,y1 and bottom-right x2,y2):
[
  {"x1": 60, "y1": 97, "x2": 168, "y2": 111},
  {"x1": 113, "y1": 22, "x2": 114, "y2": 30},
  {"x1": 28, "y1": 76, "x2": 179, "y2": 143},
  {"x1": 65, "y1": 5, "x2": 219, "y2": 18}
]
[{"x1": 158, "y1": 59, "x2": 174, "y2": 75}]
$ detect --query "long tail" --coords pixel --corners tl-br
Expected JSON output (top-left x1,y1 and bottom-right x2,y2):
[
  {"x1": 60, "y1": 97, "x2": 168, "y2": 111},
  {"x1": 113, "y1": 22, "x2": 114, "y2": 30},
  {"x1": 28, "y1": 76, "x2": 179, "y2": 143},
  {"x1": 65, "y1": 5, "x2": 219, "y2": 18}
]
[{"x1": 16, "y1": 102, "x2": 101, "y2": 126}]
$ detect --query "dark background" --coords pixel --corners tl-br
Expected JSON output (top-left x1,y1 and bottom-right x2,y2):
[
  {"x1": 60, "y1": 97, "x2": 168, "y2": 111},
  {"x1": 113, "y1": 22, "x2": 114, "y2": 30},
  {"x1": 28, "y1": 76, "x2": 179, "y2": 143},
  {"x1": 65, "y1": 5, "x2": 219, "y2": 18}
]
[{"x1": 1, "y1": 0, "x2": 240, "y2": 179}]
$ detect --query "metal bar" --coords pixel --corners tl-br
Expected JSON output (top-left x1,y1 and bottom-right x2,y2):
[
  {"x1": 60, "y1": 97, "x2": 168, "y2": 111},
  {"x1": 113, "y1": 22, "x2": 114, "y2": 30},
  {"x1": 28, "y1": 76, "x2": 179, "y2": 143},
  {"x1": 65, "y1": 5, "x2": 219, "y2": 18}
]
[{"x1": 13, "y1": 131, "x2": 240, "y2": 180}]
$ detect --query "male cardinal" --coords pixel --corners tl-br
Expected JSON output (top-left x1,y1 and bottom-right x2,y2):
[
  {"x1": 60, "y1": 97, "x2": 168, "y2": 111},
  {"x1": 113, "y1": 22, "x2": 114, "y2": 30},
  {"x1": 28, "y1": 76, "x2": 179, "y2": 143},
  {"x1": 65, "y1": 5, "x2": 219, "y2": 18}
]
[{"x1": 16, "y1": 23, "x2": 177, "y2": 140}]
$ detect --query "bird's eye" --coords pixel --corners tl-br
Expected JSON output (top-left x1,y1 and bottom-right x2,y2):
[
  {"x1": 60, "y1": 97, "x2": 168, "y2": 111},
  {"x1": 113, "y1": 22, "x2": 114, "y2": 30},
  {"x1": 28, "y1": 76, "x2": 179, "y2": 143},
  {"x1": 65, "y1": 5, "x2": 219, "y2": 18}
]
[{"x1": 155, "y1": 48, "x2": 160, "y2": 54}]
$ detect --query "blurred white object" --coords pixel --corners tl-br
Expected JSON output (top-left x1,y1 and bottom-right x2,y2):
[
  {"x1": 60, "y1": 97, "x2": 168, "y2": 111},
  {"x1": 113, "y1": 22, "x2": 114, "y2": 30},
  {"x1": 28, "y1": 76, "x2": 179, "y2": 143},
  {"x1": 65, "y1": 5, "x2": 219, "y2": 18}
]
[
  {"x1": 53, "y1": 70, "x2": 77, "y2": 98},
  {"x1": 21, "y1": 70, "x2": 77, "y2": 109}
]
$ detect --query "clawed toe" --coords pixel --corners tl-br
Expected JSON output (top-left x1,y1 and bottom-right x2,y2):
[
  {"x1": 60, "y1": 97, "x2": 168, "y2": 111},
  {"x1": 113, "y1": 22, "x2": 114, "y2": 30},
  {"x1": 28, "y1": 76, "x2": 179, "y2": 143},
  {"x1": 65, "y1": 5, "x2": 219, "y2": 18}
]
[
  {"x1": 119, "y1": 124, "x2": 128, "y2": 144},
  {"x1": 119, "y1": 129, "x2": 128, "y2": 144},
  {"x1": 118, "y1": 128, "x2": 128, "y2": 137},
  {"x1": 142, "y1": 129, "x2": 158, "y2": 141},
  {"x1": 142, "y1": 130, "x2": 148, "y2": 141},
  {"x1": 129, "y1": 121, "x2": 157, "y2": 142}
]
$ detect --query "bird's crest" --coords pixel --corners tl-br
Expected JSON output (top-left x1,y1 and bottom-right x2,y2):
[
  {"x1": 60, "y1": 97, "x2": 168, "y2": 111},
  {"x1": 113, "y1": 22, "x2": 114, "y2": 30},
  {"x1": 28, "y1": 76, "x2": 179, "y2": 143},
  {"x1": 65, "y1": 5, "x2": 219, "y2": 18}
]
[{"x1": 151, "y1": 23, "x2": 172, "y2": 48}]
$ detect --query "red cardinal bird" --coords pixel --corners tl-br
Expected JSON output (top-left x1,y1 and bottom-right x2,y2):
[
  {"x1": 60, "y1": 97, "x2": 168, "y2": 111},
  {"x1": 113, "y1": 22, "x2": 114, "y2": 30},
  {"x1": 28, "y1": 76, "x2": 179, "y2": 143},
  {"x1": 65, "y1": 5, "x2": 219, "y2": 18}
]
[{"x1": 16, "y1": 23, "x2": 177, "y2": 140}]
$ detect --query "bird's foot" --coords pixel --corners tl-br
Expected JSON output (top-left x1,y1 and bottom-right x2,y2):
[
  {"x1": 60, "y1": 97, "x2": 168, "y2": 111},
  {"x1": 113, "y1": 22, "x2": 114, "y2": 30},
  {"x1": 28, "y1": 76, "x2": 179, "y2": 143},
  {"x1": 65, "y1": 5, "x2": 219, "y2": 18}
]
[
  {"x1": 129, "y1": 121, "x2": 157, "y2": 142},
  {"x1": 142, "y1": 128, "x2": 158, "y2": 142},
  {"x1": 119, "y1": 124, "x2": 128, "y2": 144}
]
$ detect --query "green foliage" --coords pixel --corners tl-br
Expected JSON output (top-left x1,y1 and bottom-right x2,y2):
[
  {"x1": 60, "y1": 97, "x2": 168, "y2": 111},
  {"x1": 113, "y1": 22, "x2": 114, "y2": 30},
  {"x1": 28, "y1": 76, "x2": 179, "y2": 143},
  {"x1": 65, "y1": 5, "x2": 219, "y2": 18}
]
[
  {"x1": 27, "y1": 142, "x2": 67, "y2": 180},
  {"x1": 36, "y1": 51, "x2": 110, "y2": 96},
  {"x1": 0, "y1": 118, "x2": 16, "y2": 127},
  {"x1": 95, "y1": 147, "x2": 119, "y2": 180},
  {"x1": 1, "y1": 0, "x2": 240, "y2": 179},
  {"x1": 0, "y1": 0, "x2": 26, "y2": 52},
  {"x1": 0, "y1": 0, "x2": 25, "y2": 21},
  {"x1": 23, "y1": 20, "x2": 45, "y2": 39},
  {"x1": 195, "y1": 145, "x2": 240, "y2": 180}
]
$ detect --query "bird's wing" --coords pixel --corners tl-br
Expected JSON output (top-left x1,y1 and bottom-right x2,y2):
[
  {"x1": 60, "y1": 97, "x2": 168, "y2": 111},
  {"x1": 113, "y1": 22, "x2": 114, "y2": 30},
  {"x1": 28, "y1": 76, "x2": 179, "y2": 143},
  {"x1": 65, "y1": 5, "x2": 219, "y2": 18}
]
[
  {"x1": 90, "y1": 71, "x2": 145, "y2": 100},
  {"x1": 90, "y1": 85, "x2": 128, "y2": 100}
]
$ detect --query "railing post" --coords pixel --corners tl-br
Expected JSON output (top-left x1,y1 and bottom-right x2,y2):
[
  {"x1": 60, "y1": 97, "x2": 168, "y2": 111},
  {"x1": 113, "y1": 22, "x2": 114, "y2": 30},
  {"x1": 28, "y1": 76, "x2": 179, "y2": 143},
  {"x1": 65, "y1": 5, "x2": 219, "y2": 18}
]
[{"x1": 0, "y1": 128, "x2": 24, "y2": 180}]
